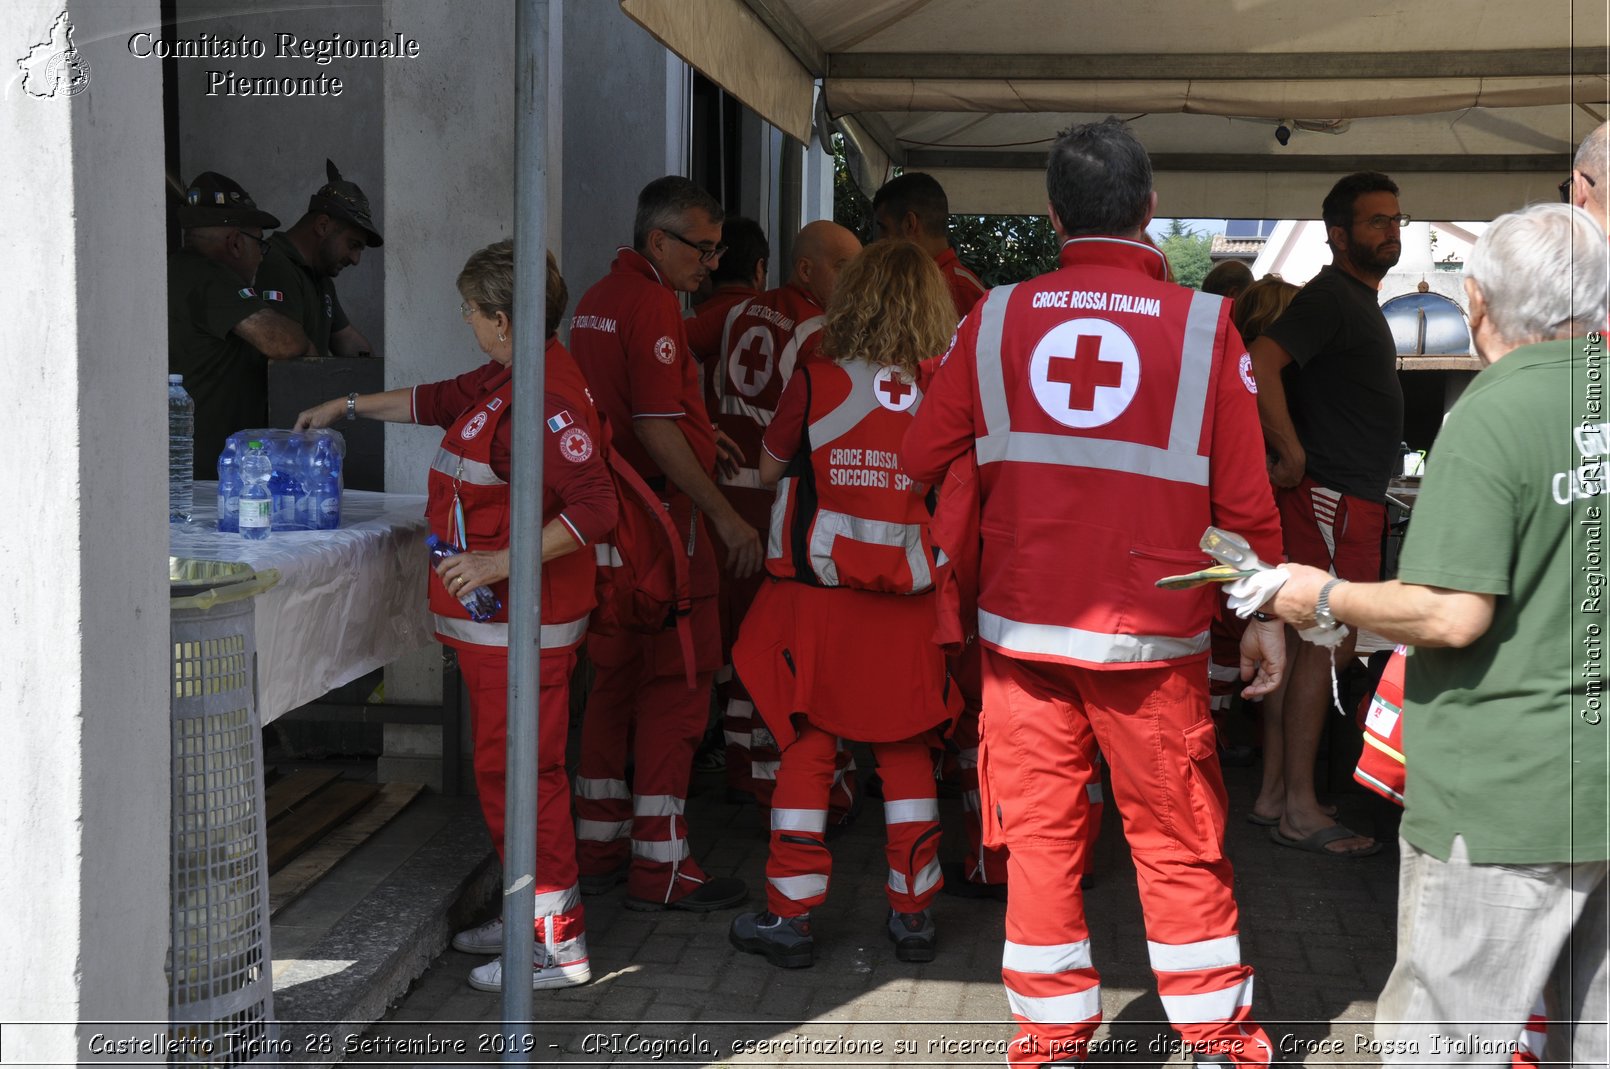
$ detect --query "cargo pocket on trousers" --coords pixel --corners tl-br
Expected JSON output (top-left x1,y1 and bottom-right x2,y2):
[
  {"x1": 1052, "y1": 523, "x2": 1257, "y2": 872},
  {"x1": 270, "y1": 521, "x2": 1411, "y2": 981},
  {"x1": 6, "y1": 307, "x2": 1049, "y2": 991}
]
[
  {"x1": 1181, "y1": 718, "x2": 1228, "y2": 863},
  {"x1": 975, "y1": 710, "x2": 1006, "y2": 849}
]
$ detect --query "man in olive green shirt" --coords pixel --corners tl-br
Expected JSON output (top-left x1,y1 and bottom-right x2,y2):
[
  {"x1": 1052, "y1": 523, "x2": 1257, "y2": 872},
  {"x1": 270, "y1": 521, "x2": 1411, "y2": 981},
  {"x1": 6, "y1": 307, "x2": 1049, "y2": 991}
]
[
  {"x1": 254, "y1": 159, "x2": 382, "y2": 358},
  {"x1": 1274, "y1": 203, "x2": 1609, "y2": 1065},
  {"x1": 168, "y1": 171, "x2": 313, "y2": 477}
]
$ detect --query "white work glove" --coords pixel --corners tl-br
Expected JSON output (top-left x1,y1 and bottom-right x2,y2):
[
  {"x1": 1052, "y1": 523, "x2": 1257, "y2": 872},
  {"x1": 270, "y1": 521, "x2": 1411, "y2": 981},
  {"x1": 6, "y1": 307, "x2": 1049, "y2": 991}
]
[{"x1": 1225, "y1": 567, "x2": 1287, "y2": 617}]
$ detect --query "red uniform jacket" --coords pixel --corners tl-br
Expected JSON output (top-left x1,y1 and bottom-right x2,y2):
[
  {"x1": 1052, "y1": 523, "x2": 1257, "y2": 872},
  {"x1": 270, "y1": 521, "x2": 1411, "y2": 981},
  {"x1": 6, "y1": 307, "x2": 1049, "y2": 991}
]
[
  {"x1": 937, "y1": 247, "x2": 987, "y2": 320},
  {"x1": 715, "y1": 281, "x2": 825, "y2": 493},
  {"x1": 902, "y1": 236, "x2": 1281, "y2": 670},
  {"x1": 418, "y1": 340, "x2": 615, "y2": 651}
]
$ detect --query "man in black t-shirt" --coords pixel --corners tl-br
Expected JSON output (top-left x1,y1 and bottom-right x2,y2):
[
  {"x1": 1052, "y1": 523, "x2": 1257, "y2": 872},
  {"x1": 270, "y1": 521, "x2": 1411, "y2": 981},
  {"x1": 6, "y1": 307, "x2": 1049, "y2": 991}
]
[{"x1": 1247, "y1": 172, "x2": 1404, "y2": 859}]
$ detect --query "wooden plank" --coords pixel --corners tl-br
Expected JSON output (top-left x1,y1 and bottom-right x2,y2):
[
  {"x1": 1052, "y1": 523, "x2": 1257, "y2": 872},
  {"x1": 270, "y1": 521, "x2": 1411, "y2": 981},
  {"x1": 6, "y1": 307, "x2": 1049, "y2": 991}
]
[
  {"x1": 266, "y1": 781, "x2": 379, "y2": 873},
  {"x1": 262, "y1": 768, "x2": 341, "y2": 825},
  {"x1": 268, "y1": 783, "x2": 424, "y2": 916}
]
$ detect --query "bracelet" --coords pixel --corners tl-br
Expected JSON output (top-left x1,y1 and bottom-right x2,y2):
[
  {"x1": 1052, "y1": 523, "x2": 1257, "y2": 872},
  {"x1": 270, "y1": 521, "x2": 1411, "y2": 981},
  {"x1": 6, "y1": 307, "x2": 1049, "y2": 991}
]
[
  {"x1": 1251, "y1": 610, "x2": 1275, "y2": 622},
  {"x1": 345, "y1": 392, "x2": 359, "y2": 420}
]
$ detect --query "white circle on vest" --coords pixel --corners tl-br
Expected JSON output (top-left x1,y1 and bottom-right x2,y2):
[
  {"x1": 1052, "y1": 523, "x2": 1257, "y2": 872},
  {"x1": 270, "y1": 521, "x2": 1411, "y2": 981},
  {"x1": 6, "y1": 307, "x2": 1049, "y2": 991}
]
[
  {"x1": 873, "y1": 366, "x2": 919, "y2": 411},
  {"x1": 1028, "y1": 318, "x2": 1140, "y2": 428},
  {"x1": 728, "y1": 325, "x2": 775, "y2": 398},
  {"x1": 461, "y1": 411, "x2": 488, "y2": 440}
]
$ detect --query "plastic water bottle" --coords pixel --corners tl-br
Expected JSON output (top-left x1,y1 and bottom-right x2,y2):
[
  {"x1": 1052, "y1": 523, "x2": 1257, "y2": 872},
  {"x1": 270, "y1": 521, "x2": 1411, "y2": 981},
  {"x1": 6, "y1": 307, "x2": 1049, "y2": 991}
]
[
  {"x1": 269, "y1": 437, "x2": 306, "y2": 530},
  {"x1": 216, "y1": 437, "x2": 242, "y2": 533},
  {"x1": 425, "y1": 535, "x2": 502, "y2": 621},
  {"x1": 306, "y1": 437, "x2": 341, "y2": 530},
  {"x1": 239, "y1": 440, "x2": 272, "y2": 540},
  {"x1": 168, "y1": 374, "x2": 194, "y2": 523}
]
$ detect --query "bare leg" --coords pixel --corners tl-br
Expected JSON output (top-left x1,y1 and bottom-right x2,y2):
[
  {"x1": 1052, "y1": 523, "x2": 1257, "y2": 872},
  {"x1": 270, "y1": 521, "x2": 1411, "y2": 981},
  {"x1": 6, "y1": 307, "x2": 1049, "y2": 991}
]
[
  {"x1": 1249, "y1": 659, "x2": 1288, "y2": 823},
  {"x1": 1277, "y1": 630, "x2": 1374, "y2": 854}
]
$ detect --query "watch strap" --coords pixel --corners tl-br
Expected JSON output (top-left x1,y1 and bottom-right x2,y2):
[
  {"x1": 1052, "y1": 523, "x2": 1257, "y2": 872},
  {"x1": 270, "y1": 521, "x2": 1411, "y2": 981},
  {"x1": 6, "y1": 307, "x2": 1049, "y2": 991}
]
[
  {"x1": 1316, "y1": 578, "x2": 1347, "y2": 628},
  {"x1": 345, "y1": 392, "x2": 359, "y2": 420}
]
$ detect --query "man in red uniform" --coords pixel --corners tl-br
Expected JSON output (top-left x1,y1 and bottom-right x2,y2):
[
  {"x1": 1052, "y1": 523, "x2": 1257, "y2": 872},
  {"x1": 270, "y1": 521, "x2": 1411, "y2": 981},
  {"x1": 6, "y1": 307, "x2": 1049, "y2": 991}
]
[
  {"x1": 873, "y1": 171, "x2": 988, "y2": 318},
  {"x1": 687, "y1": 216, "x2": 769, "y2": 366},
  {"x1": 568, "y1": 176, "x2": 757, "y2": 912},
  {"x1": 903, "y1": 118, "x2": 1286, "y2": 1068},
  {"x1": 710, "y1": 220, "x2": 861, "y2": 803}
]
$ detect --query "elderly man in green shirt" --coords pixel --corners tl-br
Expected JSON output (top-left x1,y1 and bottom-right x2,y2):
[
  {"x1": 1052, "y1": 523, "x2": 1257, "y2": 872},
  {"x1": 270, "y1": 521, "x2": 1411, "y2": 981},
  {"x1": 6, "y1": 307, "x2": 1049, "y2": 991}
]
[{"x1": 1274, "y1": 202, "x2": 1609, "y2": 1066}]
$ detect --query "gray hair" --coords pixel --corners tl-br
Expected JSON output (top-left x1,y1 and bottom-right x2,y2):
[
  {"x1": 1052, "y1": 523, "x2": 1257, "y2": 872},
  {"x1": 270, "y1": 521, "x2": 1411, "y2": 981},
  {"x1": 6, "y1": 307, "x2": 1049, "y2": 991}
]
[
  {"x1": 1464, "y1": 203, "x2": 1608, "y2": 345},
  {"x1": 1575, "y1": 122, "x2": 1609, "y2": 183},
  {"x1": 633, "y1": 176, "x2": 724, "y2": 249}
]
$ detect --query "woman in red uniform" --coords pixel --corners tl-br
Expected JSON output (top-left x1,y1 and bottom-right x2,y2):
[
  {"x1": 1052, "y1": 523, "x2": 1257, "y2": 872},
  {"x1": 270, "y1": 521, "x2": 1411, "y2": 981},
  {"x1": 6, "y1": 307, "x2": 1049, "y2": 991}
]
[
  {"x1": 296, "y1": 243, "x2": 615, "y2": 993},
  {"x1": 729, "y1": 240, "x2": 958, "y2": 968}
]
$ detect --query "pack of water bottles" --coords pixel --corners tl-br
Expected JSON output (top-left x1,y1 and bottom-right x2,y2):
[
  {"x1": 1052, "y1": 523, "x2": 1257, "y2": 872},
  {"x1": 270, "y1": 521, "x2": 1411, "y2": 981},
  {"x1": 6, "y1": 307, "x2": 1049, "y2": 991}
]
[{"x1": 216, "y1": 429, "x2": 346, "y2": 535}]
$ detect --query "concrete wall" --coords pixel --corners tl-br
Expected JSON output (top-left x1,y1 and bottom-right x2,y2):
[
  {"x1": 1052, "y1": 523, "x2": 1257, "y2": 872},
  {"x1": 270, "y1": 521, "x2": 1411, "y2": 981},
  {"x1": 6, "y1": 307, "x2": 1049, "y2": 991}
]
[
  {"x1": 0, "y1": 0, "x2": 170, "y2": 1058},
  {"x1": 173, "y1": 0, "x2": 387, "y2": 357}
]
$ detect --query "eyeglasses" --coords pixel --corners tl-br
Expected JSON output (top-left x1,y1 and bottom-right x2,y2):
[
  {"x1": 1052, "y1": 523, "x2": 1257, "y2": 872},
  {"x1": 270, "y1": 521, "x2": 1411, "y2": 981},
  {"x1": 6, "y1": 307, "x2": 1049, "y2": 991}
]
[
  {"x1": 236, "y1": 230, "x2": 270, "y2": 255},
  {"x1": 459, "y1": 300, "x2": 477, "y2": 321},
  {"x1": 662, "y1": 229, "x2": 727, "y2": 264},
  {"x1": 1560, "y1": 171, "x2": 1596, "y2": 203},
  {"x1": 1357, "y1": 213, "x2": 1411, "y2": 231}
]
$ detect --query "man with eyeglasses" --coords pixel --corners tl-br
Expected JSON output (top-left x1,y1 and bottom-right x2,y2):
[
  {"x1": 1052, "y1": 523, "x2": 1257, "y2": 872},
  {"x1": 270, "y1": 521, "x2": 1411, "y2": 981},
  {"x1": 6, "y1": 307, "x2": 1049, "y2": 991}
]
[
  {"x1": 168, "y1": 171, "x2": 314, "y2": 478},
  {"x1": 255, "y1": 159, "x2": 383, "y2": 359},
  {"x1": 568, "y1": 175, "x2": 757, "y2": 915},
  {"x1": 1247, "y1": 171, "x2": 1405, "y2": 859},
  {"x1": 1563, "y1": 122, "x2": 1608, "y2": 231}
]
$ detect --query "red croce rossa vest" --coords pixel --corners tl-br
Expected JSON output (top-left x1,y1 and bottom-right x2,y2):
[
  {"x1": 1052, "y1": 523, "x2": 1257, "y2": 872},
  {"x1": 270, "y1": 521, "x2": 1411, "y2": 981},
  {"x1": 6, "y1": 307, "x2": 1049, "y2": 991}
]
[
  {"x1": 424, "y1": 368, "x2": 594, "y2": 651},
  {"x1": 716, "y1": 282, "x2": 825, "y2": 492},
  {"x1": 767, "y1": 358, "x2": 936, "y2": 596}
]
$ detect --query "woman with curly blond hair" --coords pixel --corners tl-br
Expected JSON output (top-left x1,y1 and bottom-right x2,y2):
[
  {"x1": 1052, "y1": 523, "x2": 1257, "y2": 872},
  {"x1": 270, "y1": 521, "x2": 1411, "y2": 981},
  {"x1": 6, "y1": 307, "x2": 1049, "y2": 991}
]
[{"x1": 730, "y1": 241, "x2": 958, "y2": 970}]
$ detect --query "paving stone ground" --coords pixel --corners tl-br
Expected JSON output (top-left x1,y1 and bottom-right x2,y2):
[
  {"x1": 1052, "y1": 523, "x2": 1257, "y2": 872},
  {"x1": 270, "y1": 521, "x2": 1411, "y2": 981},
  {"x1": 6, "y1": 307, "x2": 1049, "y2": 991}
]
[{"x1": 354, "y1": 751, "x2": 1405, "y2": 1068}]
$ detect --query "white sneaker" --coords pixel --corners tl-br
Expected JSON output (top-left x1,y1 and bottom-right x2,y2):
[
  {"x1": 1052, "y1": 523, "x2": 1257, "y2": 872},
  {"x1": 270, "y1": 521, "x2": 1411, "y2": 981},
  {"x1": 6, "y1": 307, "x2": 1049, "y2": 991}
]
[
  {"x1": 452, "y1": 917, "x2": 503, "y2": 955},
  {"x1": 466, "y1": 951, "x2": 591, "y2": 992}
]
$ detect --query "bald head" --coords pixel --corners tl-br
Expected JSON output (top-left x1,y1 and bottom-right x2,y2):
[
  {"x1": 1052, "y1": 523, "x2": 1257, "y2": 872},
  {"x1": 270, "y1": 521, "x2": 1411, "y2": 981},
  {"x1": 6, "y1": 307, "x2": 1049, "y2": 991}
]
[
  {"x1": 1572, "y1": 122, "x2": 1609, "y2": 227},
  {"x1": 790, "y1": 220, "x2": 862, "y2": 306}
]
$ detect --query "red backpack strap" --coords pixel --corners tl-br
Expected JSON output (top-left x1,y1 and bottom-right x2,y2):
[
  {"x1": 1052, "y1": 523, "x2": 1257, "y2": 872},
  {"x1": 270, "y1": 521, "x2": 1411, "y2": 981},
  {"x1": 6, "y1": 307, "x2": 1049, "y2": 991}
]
[{"x1": 604, "y1": 446, "x2": 698, "y2": 689}]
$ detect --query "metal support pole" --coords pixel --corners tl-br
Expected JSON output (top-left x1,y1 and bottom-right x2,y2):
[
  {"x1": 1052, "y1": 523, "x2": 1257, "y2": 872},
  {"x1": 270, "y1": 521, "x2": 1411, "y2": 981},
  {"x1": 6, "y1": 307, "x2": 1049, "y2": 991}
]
[{"x1": 502, "y1": 0, "x2": 549, "y2": 1047}]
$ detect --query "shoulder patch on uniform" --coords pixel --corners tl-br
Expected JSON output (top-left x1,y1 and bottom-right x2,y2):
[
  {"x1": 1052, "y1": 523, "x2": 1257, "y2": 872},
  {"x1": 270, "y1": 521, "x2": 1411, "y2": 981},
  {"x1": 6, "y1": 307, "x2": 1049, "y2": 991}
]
[
  {"x1": 237, "y1": 287, "x2": 257, "y2": 299},
  {"x1": 485, "y1": 396, "x2": 504, "y2": 411},
  {"x1": 461, "y1": 411, "x2": 488, "y2": 440},
  {"x1": 654, "y1": 335, "x2": 677, "y2": 365},
  {"x1": 559, "y1": 427, "x2": 594, "y2": 463},
  {"x1": 1238, "y1": 352, "x2": 1258, "y2": 394},
  {"x1": 546, "y1": 410, "x2": 574, "y2": 433},
  {"x1": 260, "y1": 289, "x2": 284, "y2": 302}
]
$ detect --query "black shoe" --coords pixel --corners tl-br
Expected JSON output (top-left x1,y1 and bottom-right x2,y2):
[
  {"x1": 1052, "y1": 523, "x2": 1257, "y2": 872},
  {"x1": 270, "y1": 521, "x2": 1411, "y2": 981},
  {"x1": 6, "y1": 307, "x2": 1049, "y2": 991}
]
[
  {"x1": 939, "y1": 860, "x2": 1007, "y2": 901},
  {"x1": 887, "y1": 907, "x2": 937, "y2": 962},
  {"x1": 578, "y1": 864, "x2": 628, "y2": 896},
  {"x1": 729, "y1": 910, "x2": 814, "y2": 968},
  {"x1": 625, "y1": 874, "x2": 746, "y2": 912}
]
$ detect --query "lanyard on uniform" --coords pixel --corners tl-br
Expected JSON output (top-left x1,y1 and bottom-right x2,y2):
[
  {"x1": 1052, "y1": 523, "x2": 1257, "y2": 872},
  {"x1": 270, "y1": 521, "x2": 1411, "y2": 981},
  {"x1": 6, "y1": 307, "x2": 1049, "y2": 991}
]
[{"x1": 450, "y1": 458, "x2": 469, "y2": 551}]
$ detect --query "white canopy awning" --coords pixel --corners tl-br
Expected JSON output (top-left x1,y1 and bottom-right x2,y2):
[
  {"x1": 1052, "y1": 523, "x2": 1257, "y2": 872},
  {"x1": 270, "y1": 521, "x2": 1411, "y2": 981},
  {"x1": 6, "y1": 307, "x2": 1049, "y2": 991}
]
[{"x1": 620, "y1": 0, "x2": 1610, "y2": 218}]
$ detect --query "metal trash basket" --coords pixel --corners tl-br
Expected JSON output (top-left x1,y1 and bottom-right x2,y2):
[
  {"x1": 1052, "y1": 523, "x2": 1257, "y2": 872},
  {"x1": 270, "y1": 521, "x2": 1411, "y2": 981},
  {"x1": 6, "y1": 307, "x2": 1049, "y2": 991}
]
[{"x1": 168, "y1": 559, "x2": 281, "y2": 1066}]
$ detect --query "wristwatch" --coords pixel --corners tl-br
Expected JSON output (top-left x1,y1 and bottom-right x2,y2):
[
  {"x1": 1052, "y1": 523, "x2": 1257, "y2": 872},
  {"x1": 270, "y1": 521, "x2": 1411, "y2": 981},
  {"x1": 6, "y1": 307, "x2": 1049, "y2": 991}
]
[
  {"x1": 345, "y1": 392, "x2": 359, "y2": 420},
  {"x1": 1315, "y1": 578, "x2": 1347, "y2": 630}
]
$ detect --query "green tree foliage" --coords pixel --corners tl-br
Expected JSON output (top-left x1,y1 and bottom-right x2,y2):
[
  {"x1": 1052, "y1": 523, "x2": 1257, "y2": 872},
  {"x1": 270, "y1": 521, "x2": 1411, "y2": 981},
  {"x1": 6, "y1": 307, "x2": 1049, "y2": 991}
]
[
  {"x1": 1157, "y1": 219, "x2": 1215, "y2": 289},
  {"x1": 832, "y1": 134, "x2": 1059, "y2": 286}
]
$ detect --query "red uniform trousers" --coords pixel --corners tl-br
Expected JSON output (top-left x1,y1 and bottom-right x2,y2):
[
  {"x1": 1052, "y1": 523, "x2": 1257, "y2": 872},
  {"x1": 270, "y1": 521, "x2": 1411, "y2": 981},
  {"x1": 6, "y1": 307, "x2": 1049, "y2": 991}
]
[
  {"x1": 766, "y1": 719, "x2": 940, "y2": 917},
  {"x1": 720, "y1": 484, "x2": 857, "y2": 814},
  {"x1": 951, "y1": 643, "x2": 1104, "y2": 889},
  {"x1": 457, "y1": 641, "x2": 586, "y2": 964},
  {"x1": 980, "y1": 647, "x2": 1271, "y2": 1068},
  {"x1": 574, "y1": 511, "x2": 722, "y2": 905}
]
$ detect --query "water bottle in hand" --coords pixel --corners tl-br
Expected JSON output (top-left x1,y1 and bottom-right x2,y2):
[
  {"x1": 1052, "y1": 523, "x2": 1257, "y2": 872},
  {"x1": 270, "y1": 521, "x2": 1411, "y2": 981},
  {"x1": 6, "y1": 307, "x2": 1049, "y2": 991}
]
[
  {"x1": 168, "y1": 374, "x2": 194, "y2": 523},
  {"x1": 425, "y1": 534, "x2": 502, "y2": 621},
  {"x1": 239, "y1": 440, "x2": 272, "y2": 540},
  {"x1": 216, "y1": 437, "x2": 242, "y2": 533}
]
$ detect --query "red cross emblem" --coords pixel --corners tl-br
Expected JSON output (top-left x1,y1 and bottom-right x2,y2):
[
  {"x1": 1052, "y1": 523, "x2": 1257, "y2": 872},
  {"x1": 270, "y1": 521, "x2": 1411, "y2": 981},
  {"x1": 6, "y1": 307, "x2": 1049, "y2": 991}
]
[
  {"x1": 727, "y1": 326, "x2": 774, "y2": 398},
  {"x1": 873, "y1": 366, "x2": 919, "y2": 411},
  {"x1": 1028, "y1": 319, "x2": 1139, "y2": 429}
]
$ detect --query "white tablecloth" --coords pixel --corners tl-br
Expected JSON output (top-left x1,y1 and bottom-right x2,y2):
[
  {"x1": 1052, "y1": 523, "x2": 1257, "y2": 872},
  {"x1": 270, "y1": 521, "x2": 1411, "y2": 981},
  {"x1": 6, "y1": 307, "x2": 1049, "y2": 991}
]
[{"x1": 172, "y1": 484, "x2": 433, "y2": 721}]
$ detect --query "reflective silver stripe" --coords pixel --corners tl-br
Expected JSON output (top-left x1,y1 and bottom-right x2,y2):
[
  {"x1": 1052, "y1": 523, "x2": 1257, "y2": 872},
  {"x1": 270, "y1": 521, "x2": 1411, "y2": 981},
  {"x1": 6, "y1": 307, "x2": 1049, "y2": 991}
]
[
  {"x1": 974, "y1": 285, "x2": 1017, "y2": 438},
  {"x1": 806, "y1": 359, "x2": 884, "y2": 446},
  {"x1": 751, "y1": 760, "x2": 779, "y2": 781},
  {"x1": 594, "y1": 543, "x2": 623, "y2": 566},
  {"x1": 808, "y1": 509, "x2": 932, "y2": 591},
  {"x1": 769, "y1": 873, "x2": 828, "y2": 900},
  {"x1": 771, "y1": 807, "x2": 828, "y2": 833},
  {"x1": 1159, "y1": 977, "x2": 1254, "y2": 1024},
  {"x1": 1087, "y1": 782, "x2": 1104, "y2": 804},
  {"x1": 1170, "y1": 292, "x2": 1221, "y2": 455},
  {"x1": 430, "y1": 446, "x2": 504, "y2": 486},
  {"x1": 727, "y1": 697, "x2": 754, "y2": 717},
  {"x1": 883, "y1": 798, "x2": 940, "y2": 824},
  {"x1": 1002, "y1": 938, "x2": 1093, "y2": 974},
  {"x1": 434, "y1": 615, "x2": 507, "y2": 647},
  {"x1": 631, "y1": 837, "x2": 689, "y2": 863},
  {"x1": 779, "y1": 315, "x2": 823, "y2": 385},
  {"x1": 541, "y1": 616, "x2": 590, "y2": 649},
  {"x1": 1005, "y1": 985, "x2": 1103, "y2": 1024},
  {"x1": 977, "y1": 608, "x2": 1210, "y2": 664},
  {"x1": 574, "y1": 777, "x2": 630, "y2": 801},
  {"x1": 975, "y1": 430, "x2": 1210, "y2": 485},
  {"x1": 533, "y1": 884, "x2": 581, "y2": 917},
  {"x1": 634, "y1": 794, "x2": 685, "y2": 817},
  {"x1": 767, "y1": 477, "x2": 791, "y2": 560},
  {"x1": 888, "y1": 858, "x2": 942, "y2": 896},
  {"x1": 1148, "y1": 935, "x2": 1241, "y2": 972},
  {"x1": 720, "y1": 466, "x2": 765, "y2": 490},
  {"x1": 1207, "y1": 660, "x2": 1241, "y2": 682},
  {"x1": 574, "y1": 818, "x2": 631, "y2": 842}
]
